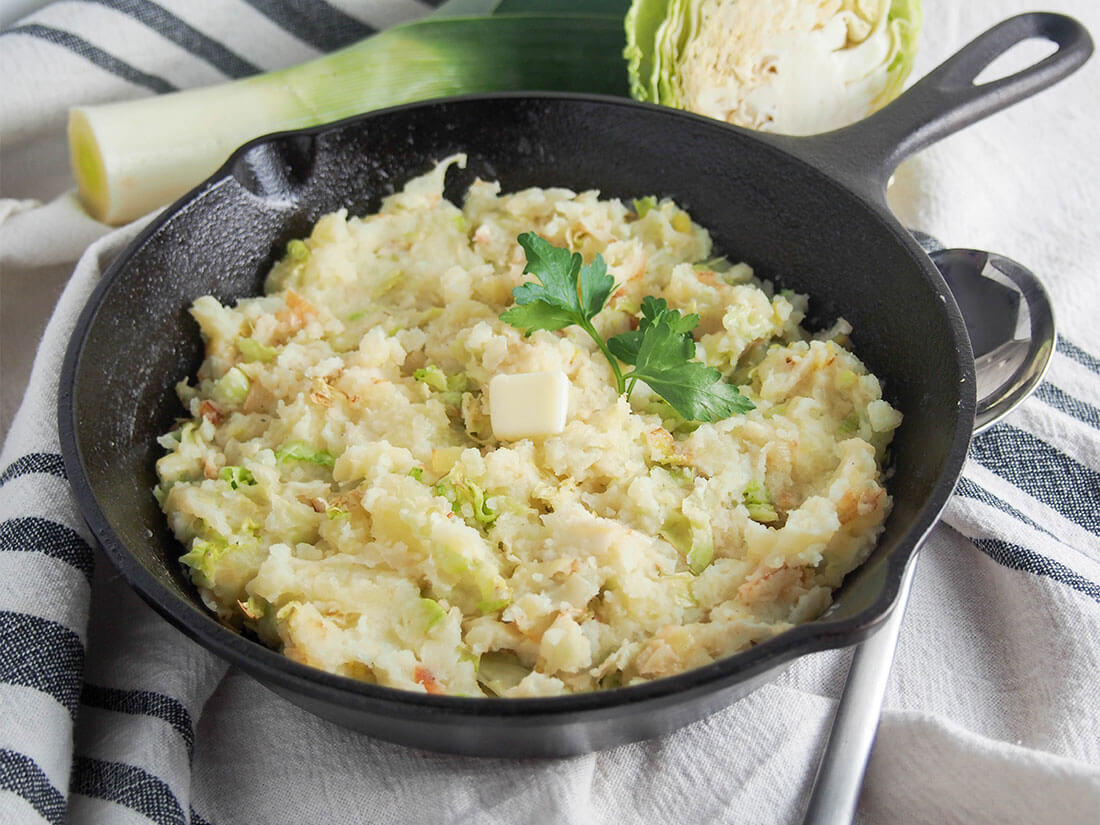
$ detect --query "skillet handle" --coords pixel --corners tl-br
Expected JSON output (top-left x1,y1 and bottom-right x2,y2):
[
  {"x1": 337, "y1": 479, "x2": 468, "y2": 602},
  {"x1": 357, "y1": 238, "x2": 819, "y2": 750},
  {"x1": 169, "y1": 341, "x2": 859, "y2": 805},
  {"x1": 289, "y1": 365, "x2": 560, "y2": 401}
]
[{"x1": 790, "y1": 13, "x2": 1093, "y2": 203}]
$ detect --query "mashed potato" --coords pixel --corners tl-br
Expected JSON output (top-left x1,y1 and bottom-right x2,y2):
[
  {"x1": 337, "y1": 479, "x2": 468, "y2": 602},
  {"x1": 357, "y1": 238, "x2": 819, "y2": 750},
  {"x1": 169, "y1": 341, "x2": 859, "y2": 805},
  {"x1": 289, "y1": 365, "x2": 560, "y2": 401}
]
[{"x1": 155, "y1": 155, "x2": 901, "y2": 697}]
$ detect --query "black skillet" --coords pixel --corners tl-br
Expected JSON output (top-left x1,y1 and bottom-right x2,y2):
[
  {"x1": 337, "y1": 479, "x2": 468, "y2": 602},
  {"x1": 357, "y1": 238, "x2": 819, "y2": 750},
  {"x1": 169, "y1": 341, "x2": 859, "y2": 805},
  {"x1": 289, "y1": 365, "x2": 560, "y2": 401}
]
[{"x1": 60, "y1": 13, "x2": 1092, "y2": 757}]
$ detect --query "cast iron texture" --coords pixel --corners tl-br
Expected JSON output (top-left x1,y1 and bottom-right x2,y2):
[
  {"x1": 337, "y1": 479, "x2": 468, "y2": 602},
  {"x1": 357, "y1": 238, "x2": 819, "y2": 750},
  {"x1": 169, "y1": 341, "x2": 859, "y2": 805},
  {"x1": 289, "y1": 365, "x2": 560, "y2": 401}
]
[{"x1": 59, "y1": 13, "x2": 1091, "y2": 756}]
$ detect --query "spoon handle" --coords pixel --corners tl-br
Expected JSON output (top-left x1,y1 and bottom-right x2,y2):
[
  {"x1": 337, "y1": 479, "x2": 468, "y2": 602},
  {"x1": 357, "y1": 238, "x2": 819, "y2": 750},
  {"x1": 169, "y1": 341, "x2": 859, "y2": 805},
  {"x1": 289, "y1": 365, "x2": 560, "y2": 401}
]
[{"x1": 800, "y1": 555, "x2": 919, "y2": 825}]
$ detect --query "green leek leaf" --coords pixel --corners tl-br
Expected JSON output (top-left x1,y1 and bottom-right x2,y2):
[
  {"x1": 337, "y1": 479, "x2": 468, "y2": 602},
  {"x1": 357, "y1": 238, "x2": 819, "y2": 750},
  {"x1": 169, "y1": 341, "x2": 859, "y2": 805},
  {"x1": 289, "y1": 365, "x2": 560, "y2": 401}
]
[{"x1": 70, "y1": 13, "x2": 630, "y2": 224}]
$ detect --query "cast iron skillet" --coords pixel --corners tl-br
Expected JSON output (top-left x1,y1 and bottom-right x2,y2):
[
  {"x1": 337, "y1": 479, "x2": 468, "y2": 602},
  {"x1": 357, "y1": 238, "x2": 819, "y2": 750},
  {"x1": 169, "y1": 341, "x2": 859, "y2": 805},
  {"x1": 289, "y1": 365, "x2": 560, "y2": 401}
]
[{"x1": 60, "y1": 13, "x2": 1091, "y2": 757}]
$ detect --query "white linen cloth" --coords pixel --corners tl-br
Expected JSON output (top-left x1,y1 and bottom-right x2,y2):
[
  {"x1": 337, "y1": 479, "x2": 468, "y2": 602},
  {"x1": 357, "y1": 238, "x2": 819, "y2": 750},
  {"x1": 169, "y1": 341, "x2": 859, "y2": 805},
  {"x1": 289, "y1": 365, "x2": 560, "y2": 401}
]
[{"x1": 1, "y1": 1, "x2": 1098, "y2": 823}]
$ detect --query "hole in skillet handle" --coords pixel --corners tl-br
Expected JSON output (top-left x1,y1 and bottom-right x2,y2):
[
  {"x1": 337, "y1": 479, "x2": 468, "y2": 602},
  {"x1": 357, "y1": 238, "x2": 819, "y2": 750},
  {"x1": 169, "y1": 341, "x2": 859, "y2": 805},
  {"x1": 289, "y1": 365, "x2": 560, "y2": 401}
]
[
  {"x1": 231, "y1": 133, "x2": 318, "y2": 205},
  {"x1": 973, "y1": 38, "x2": 1060, "y2": 86}
]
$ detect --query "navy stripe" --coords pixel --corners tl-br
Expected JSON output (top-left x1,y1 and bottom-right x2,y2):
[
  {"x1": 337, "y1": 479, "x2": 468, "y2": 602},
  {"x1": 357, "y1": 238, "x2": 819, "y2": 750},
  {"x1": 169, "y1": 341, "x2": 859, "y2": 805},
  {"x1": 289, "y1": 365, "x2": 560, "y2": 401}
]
[
  {"x1": 0, "y1": 518, "x2": 95, "y2": 583},
  {"x1": 1058, "y1": 335, "x2": 1100, "y2": 374},
  {"x1": 72, "y1": 758, "x2": 186, "y2": 825},
  {"x1": 954, "y1": 477, "x2": 1056, "y2": 541},
  {"x1": 1034, "y1": 382, "x2": 1100, "y2": 429},
  {"x1": 82, "y1": 0, "x2": 261, "y2": 78},
  {"x1": 0, "y1": 453, "x2": 66, "y2": 486},
  {"x1": 3, "y1": 23, "x2": 176, "y2": 93},
  {"x1": 970, "y1": 425, "x2": 1100, "y2": 535},
  {"x1": 240, "y1": 0, "x2": 374, "y2": 52},
  {"x1": 973, "y1": 538, "x2": 1100, "y2": 604},
  {"x1": 190, "y1": 806, "x2": 214, "y2": 825},
  {"x1": 81, "y1": 684, "x2": 195, "y2": 760},
  {"x1": 0, "y1": 749, "x2": 67, "y2": 825},
  {"x1": 0, "y1": 612, "x2": 84, "y2": 719}
]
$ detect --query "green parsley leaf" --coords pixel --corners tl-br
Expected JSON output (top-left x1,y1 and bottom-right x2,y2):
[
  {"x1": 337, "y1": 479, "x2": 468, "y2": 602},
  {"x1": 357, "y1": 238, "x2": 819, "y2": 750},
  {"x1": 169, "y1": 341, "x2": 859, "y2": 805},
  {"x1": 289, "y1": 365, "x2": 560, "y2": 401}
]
[
  {"x1": 635, "y1": 360, "x2": 754, "y2": 422},
  {"x1": 578, "y1": 251, "x2": 616, "y2": 320},
  {"x1": 642, "y1": 296, "x2": 700, "y2": 336},
  {"x1": 500, "y1": 233, "x2": 626, "y2": 390},
  {"x1": 624, "y1": 310, "x2": 754, "y2": 422},
  {"x1": 511, "y1": 233, "x2": 586, "y2": 319},
  {"x1": 499, "y1": 234, "x2": 754, "y2": 423},
  {"x1": 499, "y1": 300, "x2": 575, "y2": 336},
  {"x1": 609, "y1": 297, "x2": 699, "y2": 365},
  {"x1": 607, "y1": 329, "x2": 643, "y2": 364},
  {"x1": 500, "y1": 233, "x2": 616, "y2": 336}
]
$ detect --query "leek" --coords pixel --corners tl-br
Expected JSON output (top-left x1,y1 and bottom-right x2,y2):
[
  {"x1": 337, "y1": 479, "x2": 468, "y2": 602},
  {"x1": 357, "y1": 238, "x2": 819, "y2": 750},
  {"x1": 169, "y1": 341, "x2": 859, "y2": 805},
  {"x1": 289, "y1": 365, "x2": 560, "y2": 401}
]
[
  {"x1": 69, "y1": 6, "x2": 631, "y2": 225},
  {"x1": 212, "y1": 366, "x2": 250, "y2": 405},
  {"x1": 413, "y1": 365, "x2": 449, "y2": 393},
  {"x1": 275, "y1": 441, "x2": 335, "y2": 468},
  {"x1": 433, "y1": 477, "x2": 500, "y2": 529},
  {"x1": 236, "y1": 336, "x2": 277, "y2": 363},
  {"x1": 218, "y1": 465, "x2": 256, "y2": 489},
  {"x1": 419, "y1": 597, "x2": 448, "y2": 630},
  {"x1": 743, "y1": 480, "x2": 778, "y2": 523},
  {"x1": 179, "y1": 537, "x2": 229, "y2": 588}
]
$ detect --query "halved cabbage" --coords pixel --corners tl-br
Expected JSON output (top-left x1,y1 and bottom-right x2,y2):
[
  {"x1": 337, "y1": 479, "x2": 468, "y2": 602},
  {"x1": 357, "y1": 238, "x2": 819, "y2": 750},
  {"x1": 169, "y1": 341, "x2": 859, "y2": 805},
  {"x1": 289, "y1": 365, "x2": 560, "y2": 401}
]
[{"x1": 625, "y1": 0, "x2": 921, "y2": 135}]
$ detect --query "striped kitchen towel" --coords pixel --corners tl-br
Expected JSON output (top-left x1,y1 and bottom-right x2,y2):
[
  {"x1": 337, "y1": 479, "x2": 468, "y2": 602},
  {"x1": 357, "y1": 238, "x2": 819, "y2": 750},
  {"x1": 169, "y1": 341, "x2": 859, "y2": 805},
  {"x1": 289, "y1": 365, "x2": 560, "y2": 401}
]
[{"x1": 1, "y1": 1, "x2": 1098, "y2": 824}]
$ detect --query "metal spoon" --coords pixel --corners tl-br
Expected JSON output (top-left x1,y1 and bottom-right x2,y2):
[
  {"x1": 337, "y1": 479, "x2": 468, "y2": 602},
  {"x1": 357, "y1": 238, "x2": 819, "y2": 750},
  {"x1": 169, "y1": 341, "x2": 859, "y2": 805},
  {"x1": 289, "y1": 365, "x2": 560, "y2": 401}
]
[{"x1": 800, "y1": 240, "x2": 1056, "y2": 825}]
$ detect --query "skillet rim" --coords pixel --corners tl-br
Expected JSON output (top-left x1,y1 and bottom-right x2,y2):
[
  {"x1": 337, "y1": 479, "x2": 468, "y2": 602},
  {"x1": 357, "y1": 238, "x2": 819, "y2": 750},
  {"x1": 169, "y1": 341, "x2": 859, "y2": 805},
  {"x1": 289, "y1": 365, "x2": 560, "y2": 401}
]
[{"x1": 58, "y1": 90, "x2": 976, "y2": 722}]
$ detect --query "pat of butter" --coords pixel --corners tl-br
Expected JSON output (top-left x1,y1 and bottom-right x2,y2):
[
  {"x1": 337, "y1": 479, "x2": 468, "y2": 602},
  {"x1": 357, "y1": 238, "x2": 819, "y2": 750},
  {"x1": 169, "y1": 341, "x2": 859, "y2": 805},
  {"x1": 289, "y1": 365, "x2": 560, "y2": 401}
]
[{"x1": 489, "y1": 371, "x2": 569, "y2": 441}]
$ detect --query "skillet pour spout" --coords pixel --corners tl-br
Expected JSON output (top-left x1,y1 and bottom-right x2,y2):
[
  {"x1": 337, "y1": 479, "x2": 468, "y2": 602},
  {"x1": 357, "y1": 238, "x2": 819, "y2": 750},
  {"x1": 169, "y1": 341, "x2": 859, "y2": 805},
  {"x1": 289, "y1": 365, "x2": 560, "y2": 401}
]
[{"x1": 60, "y1": 13, "x2": 1092, "y2": 756}]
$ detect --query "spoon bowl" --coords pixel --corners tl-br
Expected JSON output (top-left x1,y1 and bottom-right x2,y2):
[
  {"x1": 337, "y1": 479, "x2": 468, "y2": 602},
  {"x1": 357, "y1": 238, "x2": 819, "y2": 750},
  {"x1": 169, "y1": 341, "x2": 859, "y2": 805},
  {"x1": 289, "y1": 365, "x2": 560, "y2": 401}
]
[{"x1": 931, "y1": 248, "x2": 1056, "y2": 431}]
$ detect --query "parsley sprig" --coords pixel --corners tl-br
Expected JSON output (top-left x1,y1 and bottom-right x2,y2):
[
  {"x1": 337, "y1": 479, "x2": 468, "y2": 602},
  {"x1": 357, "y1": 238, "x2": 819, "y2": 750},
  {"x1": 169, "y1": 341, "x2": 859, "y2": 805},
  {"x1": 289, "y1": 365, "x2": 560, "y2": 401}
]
[{"x1": 500, "y1": 233, "x2": 754, "y2": 422}]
